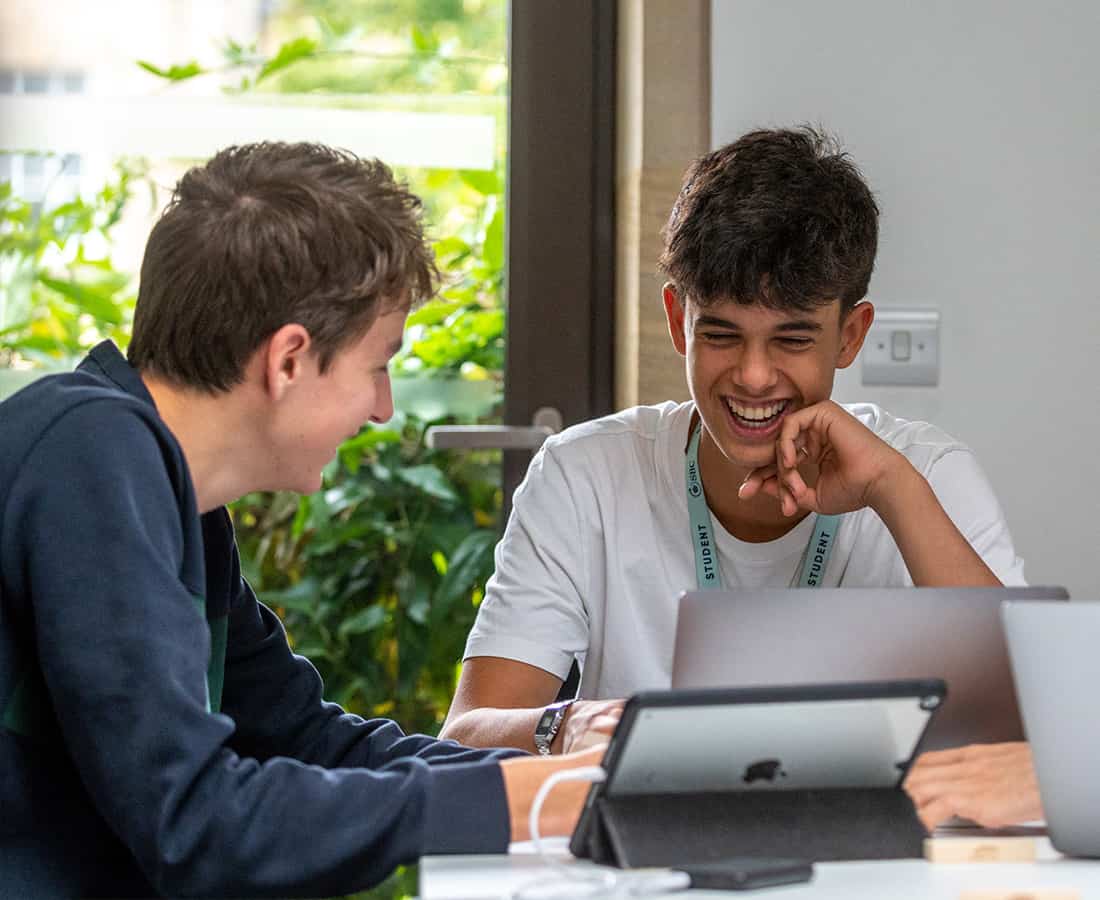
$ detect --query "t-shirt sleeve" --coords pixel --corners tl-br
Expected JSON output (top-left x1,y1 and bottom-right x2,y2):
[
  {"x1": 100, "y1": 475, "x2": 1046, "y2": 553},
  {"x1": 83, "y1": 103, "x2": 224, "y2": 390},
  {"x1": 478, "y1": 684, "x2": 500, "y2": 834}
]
[
  {"x1": 10, "y1": 404, "x2": 512, "y2": 897},
  {"x1": 922, "y1": 447, "x2": 1028, "y2": 586},
  {"x1": 462, "y1": 444, "x2": 591, "y2": 680}
]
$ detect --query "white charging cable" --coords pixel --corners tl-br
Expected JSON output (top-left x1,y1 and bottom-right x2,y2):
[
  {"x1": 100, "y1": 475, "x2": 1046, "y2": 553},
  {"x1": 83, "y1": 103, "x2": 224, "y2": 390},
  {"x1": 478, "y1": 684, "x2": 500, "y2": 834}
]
[{"x1": 511, "y1": 766, "x2": 691, "y2": 900}]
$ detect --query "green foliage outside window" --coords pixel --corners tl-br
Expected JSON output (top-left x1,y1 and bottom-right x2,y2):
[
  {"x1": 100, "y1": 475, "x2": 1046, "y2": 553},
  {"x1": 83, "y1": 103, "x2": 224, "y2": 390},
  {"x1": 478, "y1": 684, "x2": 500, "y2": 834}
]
[{"x1": 0, "y1": 160, "x2": 145, "y2": 367}]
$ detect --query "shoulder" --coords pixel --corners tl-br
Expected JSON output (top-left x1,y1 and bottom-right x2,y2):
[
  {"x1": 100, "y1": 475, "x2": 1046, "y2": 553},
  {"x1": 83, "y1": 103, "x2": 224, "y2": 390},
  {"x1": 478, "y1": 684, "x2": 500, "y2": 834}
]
[
  {"x1": 0, "y1": 375, "x2": 196, "y2": 595},
  {"x1": 0, "y1": 373, "x2": 184, "y2": 501},
  {"x1": 844, "y1": 402, "x2": 972, "y2": 470},
  {"x1": 509, "y1": 402, "x2": 689, "y2": 517},
  {"x1": 540, "y1": 400, "x2": 691, "y2": 464},
  {"x1": 24, "y1": 375, "x2": 170, "y2": 452}
]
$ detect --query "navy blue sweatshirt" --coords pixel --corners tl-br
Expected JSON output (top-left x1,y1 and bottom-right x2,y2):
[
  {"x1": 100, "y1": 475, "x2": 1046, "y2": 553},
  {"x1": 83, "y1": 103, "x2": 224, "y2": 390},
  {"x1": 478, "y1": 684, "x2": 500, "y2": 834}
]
[{"x1": 0, "y1": 342, "x2": 522, "y2": 898}]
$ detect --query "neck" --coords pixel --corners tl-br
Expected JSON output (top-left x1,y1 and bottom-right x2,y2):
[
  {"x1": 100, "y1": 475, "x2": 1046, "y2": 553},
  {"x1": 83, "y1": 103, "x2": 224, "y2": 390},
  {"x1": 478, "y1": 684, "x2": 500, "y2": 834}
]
[
  {"x1": 143, "y1": 374, "x2": 261, "y2": 513},
  {"x1": 695, "y1": 422, "x2": 813, "y2": 543}
]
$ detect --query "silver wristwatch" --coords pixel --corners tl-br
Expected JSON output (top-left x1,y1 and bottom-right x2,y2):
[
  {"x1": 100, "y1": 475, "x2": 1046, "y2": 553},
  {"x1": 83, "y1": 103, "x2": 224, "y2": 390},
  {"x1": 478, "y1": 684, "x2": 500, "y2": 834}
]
[{"x1": 533, "y1": 698, "x2": 575, "y2": 756}]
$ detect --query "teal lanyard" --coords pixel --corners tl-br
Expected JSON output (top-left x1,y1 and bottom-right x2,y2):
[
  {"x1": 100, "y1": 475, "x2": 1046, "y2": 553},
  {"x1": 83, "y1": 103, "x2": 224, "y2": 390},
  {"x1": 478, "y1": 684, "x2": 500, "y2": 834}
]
[{"x1": 686, "y1": 422, "x2": 841, "y2": 590}]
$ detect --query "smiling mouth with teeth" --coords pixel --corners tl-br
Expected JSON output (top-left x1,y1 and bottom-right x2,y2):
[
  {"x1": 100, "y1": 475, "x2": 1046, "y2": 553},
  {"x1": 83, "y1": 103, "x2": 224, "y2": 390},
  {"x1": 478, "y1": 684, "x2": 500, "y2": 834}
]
[{"x1": 725, "y1": 398, "x2": 790, "y2": 429}]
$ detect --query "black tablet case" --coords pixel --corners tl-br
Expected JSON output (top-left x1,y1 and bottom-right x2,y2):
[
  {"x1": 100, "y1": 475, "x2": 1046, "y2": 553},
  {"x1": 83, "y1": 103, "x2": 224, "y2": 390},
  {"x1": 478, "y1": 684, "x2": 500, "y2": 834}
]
[
  {"x1": 571, "y1": 785, "x2": 926, "y2": 867},
  {"x1": 568, "y1": 681, "x2": 942, "y2": 867}
]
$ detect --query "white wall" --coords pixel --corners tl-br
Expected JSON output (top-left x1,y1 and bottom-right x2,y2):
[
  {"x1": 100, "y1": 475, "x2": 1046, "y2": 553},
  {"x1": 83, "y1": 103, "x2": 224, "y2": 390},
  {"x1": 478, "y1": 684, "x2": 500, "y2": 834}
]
[{"x1": 712, "y1": 0, "x2": 1099, "y2": 597}]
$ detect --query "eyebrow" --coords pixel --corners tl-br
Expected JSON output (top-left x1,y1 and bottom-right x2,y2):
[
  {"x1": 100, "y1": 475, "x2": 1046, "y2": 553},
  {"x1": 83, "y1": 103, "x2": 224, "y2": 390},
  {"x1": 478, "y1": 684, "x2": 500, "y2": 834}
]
[
  {"x1": 694, "y1": 314, "x2": 824, "y2": 333},
  {"x1": 385, "y1": 338, "x2": 404, "y2": 357}
]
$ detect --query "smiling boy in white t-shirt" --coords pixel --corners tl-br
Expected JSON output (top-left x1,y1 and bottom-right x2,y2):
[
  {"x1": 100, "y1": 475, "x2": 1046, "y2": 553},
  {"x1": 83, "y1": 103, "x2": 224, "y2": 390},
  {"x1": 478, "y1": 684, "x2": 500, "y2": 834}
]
[{"x1": 440, "y1": 127, "x2": 1024, "y2": 782}]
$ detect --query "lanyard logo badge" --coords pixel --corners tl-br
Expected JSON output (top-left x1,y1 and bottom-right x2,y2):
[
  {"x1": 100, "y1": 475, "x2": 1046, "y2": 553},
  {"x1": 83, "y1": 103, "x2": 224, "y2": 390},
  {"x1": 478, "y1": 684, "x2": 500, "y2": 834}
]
[{"x1": 686, "y1": 456, "x2": 703, "y2": 498}]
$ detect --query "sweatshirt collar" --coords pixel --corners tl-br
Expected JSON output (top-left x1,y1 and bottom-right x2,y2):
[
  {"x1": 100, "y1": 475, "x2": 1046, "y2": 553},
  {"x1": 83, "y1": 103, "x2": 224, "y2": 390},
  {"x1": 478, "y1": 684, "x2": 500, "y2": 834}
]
[{"x1": 78, "y1": 340, "x2": 157, "y2": 409}]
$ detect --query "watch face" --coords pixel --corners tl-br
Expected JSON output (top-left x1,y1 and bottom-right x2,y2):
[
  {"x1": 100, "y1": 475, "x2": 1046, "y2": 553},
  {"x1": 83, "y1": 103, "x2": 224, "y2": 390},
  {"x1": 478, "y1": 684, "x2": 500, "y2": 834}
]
[{"x1": 537, "y1": 710, "x2": 557, "y2": 733}]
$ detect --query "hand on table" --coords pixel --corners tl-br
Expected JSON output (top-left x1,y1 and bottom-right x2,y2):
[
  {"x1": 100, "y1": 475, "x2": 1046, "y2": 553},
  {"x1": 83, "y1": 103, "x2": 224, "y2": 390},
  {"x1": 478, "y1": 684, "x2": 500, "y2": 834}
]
[{"x1": 903, "y1": 742, "x2": 1044, "y2": 831}]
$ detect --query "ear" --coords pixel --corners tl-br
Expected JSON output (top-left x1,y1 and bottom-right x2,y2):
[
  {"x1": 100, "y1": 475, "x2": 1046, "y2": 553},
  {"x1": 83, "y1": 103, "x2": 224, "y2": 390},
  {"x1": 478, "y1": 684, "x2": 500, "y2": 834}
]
[
  {"x1": 836, "y1": 301, "x2": 875, "y2": 369},
  {"x1": 262, "y1": 324, "x2": 313, "y2": 400},
  {"x1": 663, "y1": 283, "x2": 688, "y2": 357}
]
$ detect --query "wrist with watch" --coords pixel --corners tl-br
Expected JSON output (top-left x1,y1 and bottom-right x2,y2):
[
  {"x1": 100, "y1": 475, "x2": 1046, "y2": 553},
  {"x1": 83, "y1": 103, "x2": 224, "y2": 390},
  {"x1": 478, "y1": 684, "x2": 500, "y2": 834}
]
[{"x1": 533, "y1": 698, "x2": 576, "y2": 755}]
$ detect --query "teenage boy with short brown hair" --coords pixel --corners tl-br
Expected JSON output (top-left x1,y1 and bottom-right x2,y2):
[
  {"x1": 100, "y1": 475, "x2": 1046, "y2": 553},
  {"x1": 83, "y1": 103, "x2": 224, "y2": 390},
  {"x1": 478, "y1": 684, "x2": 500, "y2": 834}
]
[{"x1": 0, "y1": 142, "x2": 599, "y2": 898}]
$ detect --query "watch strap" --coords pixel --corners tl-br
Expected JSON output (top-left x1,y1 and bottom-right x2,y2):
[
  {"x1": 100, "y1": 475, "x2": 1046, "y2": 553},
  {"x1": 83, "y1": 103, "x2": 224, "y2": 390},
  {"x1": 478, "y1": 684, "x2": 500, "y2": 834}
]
[{"x1": 534, "y1": 698, "x2": 575, "y2": 755}]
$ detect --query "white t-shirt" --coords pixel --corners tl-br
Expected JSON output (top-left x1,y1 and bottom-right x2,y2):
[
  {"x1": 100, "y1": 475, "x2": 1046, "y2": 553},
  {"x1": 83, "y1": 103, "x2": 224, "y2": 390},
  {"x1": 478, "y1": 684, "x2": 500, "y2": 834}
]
[{"x1": 464, "y1": 401, "x2": 1026, "y2": 699}]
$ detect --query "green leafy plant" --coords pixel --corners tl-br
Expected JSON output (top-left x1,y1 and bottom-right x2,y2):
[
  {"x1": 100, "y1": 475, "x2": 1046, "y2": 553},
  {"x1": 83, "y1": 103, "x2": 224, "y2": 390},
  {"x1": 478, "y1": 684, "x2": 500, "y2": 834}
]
[
  {"x1": 396, "y1": 169, "x2": 505, "y2": 381},
  {"x1": 233, "y1": 411, "x2": 502, "y2": 735},
  {"x1": 0, "y1": 159, "x2": 146, "y2": 368}
]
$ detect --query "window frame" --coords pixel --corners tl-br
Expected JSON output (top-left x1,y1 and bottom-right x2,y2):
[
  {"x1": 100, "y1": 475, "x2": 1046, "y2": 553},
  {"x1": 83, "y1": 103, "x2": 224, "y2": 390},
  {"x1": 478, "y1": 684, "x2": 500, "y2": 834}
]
[{"x1": 502, "y1": 0, "x2": 617, "y2": 497}]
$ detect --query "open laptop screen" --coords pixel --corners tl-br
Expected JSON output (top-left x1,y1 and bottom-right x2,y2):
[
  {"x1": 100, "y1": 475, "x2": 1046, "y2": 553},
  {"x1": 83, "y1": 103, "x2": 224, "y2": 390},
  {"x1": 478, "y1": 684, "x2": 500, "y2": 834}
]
[{"x1": 671, "y1": 586, "x2": 1068, "y2": 750}]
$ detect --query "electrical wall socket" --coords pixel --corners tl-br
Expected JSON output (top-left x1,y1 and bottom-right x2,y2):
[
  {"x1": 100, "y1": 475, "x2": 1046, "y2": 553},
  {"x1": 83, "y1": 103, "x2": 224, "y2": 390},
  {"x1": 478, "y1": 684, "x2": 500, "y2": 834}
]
[{"x1": 861, "y1": 308, "x2": 940, "y2": 387}]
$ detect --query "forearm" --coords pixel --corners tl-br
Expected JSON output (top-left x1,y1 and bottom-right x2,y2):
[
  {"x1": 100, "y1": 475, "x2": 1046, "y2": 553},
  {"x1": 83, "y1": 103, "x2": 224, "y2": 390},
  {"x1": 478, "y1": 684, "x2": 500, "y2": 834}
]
[
  {"x1": 439, "y1": 706, "x2": 544, "y2": 753},
  {"x1": 871, "y1": 459, "x2": 1002, "y2": 588}
]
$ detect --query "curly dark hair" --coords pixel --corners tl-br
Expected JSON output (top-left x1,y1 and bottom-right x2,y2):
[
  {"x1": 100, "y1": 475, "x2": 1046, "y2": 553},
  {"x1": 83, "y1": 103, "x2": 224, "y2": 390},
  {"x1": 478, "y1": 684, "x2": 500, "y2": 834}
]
[
  {"x1": 128, "y1": 142, "x2": 439, "y2": 392},
  {"x1": 659, "y1": 126, "x2": 878, "y2": 313}
]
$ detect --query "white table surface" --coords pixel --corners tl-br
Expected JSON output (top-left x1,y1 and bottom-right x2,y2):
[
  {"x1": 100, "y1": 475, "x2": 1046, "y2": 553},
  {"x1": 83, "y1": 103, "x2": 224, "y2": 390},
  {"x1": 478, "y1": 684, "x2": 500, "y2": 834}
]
[{"x1": 420, "y1": 837, "x2": 1100, "y2": 899}]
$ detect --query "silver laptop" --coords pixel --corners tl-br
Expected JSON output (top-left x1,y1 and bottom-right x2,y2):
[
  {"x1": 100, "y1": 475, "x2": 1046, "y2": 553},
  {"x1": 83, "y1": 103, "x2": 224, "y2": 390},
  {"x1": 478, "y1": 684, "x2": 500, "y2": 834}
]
[
  {"x1": 1003, "y1": 600, "x2": 1100, "y2": 857},
  {"x1": 671, "y1": 587, "x2": 1068, "y2": 752}
]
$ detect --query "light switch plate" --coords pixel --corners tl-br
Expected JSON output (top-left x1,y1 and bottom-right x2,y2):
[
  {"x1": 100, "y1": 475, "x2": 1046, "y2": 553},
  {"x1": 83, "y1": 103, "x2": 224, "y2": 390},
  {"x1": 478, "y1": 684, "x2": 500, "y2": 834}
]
[{"x1": 861, "y1": 308, "x2": 940, "y2": 386}]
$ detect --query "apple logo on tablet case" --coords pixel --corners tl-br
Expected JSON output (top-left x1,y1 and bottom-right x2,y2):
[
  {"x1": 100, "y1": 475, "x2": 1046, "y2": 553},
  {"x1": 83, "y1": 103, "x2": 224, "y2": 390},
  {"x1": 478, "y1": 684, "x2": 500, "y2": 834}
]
[{"x1": 742, "y1": 759, "x2": 787, "y2": 784}]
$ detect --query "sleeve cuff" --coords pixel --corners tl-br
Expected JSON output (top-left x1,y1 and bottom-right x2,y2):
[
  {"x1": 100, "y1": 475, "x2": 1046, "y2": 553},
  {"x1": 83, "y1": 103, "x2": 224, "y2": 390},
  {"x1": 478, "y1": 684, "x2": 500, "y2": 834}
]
[
  {"x1": 462, "y1": 633, "x2": 576, "y2": 682},
  {"x1": 420, "y1": 761, "x2": 512, "y2": 854}
]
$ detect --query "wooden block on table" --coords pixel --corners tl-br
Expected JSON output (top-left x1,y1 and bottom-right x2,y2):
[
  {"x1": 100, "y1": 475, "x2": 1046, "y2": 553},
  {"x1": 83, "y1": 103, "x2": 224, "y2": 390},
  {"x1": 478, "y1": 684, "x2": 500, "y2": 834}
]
[
  {"x1": 924, "y1": 836, "x2": 1038, "y2": 863},
  {"x1": 959, "y1": 891, "x2": 1080, "y2": 900}
]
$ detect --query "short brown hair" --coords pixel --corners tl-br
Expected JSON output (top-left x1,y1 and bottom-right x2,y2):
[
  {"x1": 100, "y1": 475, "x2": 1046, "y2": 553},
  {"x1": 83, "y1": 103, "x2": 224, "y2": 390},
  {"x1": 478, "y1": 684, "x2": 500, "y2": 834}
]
[
  {"x1": 128, "y1": 142, "x2": 438, "y2": 392},
  {"x1": 659, "y1": 126, "x2": 878, "y2": 314}
]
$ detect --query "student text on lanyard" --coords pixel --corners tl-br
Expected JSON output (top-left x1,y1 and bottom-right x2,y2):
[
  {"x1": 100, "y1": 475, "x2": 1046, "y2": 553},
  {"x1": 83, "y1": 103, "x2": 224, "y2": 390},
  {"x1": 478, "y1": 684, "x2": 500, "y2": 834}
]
[{"x1": 686, "y1": 420, "x2": 840, "y2": 589}]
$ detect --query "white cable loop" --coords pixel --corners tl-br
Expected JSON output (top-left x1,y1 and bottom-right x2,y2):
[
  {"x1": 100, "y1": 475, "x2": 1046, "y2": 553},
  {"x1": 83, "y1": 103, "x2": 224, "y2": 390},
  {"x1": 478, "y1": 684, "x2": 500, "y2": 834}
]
[{"x1": 510, "y1": 766, "x2": 691, "y2": 900}]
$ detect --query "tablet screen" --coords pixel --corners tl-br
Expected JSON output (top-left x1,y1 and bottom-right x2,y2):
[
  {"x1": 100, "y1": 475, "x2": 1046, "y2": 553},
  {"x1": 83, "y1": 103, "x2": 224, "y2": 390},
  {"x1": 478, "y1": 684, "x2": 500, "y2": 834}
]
[{"x1": 606, "y1": 693, "x2": 937, "y2": 796}]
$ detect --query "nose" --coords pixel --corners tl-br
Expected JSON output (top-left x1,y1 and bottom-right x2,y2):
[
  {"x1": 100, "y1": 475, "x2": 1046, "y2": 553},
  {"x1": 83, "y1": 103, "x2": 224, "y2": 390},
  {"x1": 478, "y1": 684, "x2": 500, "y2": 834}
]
[
  {"x1": 370, "y1": 374, "x2": 395, "y2": 424},
  {"x1": 733, "y1": 341, "x2": 779, "y2": 395}
]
